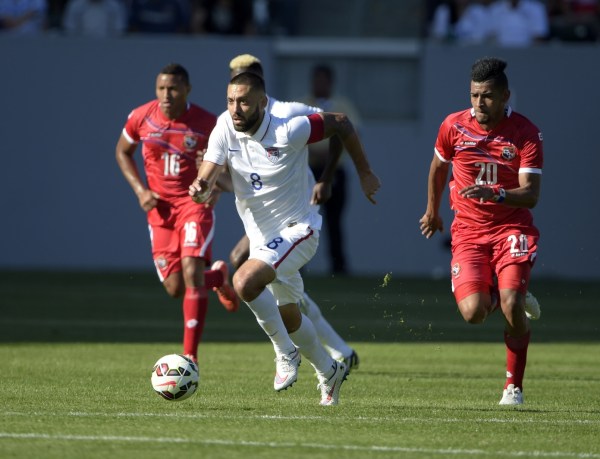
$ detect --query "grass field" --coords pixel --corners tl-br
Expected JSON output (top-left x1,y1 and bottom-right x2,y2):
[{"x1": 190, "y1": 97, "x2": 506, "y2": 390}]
[{"x1": 1, "y1": 271, "x2": 599, "y2": 459}]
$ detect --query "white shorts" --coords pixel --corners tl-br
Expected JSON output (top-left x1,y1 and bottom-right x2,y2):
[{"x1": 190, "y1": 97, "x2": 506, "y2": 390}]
[{"x1": 249, "y1": 223, "x2": 319, "y2": 306}]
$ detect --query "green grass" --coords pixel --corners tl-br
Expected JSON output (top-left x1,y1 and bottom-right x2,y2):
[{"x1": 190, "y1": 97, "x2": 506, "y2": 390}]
[{"x1": 0, "y1": 271, "x2": 599, "y2": 458}]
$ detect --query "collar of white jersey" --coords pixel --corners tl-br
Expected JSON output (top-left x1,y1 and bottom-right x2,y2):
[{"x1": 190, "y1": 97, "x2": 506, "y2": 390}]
[
  {"x1": 235, "y1": 111, "x2": 271, "y2": 141},
  {"x1": 470, "y1": 105, "x2": 513, "y2": 118},
  {"x1": 266, "y1": 95, "x2": 275, "y2": 112}
]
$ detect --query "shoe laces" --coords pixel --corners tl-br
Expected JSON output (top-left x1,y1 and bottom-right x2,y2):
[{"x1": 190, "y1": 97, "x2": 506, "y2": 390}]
[{"x1": 275, "y1": 351, "x2": 298, "y2": 372}]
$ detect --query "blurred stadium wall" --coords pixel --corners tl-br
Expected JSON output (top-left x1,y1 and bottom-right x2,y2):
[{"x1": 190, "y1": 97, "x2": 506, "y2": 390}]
[{"x1": 1, "y1": 36, "x2": 598, "y2": 279}]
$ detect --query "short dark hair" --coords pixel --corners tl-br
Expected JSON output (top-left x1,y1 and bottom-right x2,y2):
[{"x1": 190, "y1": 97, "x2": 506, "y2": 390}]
[
  {"x1": 471, "y1": 57, "x2": 508, "y2": 90},
  {"x1": 230, "y1": 71, "x2": 266, "y2": 93},
  {"x1": 159, "y1": 63, "x2": 190, "y2": 85},
  {"x1": 313, "y1": 64, "x2": 334, "y2": 82}
]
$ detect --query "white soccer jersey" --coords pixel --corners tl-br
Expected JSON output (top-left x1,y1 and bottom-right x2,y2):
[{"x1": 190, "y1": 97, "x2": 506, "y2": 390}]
[
  {"x1": 205, "y1": 101, "x2": 323, "y2": 243},
  {"x1": 267, "y1": 96, "x2": 321, "y2": 118},
  {"x1": 250, "y1": 95, "x2": 323, "y2": 221}
]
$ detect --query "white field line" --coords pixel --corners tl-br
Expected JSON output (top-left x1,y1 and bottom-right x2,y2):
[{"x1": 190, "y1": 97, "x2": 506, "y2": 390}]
[
  {"x1": 0, "y1": 432, "x2": 598, "y2": 458},
  {"x1": 3, "y1": 410, "x2": 600, "y2": 425}
]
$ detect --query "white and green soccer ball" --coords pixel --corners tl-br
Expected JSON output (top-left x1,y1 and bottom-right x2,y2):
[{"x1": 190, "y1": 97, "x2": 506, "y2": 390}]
[{"x1": 151, "y1": 354, "x2": 199, "y2": 401}]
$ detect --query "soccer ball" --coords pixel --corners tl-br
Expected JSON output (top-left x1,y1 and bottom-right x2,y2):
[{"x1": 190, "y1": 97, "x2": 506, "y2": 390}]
[{"x1": 151, "y1": 354, "x2": 199, "y2": 401}]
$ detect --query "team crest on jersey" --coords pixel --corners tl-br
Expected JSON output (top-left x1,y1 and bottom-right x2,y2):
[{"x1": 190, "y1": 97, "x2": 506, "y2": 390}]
[
  {"x1": 501, "y1": 146, "x2": 516, "y2": 161},
  {"x1": 451, "y1": 263, "x2": 461, "y2": 277},
  {"x1": 265, "y1": 147, "x2": 281, "y2": 163},
  {"x1": 183, "y1": 135, "x2": 197, "y2": 150}
]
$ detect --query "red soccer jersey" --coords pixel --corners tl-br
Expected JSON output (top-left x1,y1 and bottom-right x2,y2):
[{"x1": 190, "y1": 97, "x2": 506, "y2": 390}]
[
  {"x1": 435, "y1": 107, "x2": 543, "y2": 231},
  {"x1": 123, "y1": 101, "x2": 217, "y2": 200}
]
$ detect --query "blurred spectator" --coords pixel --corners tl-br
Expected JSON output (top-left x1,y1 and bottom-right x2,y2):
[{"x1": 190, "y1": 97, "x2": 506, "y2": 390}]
[
  {"x1": 547, "y1": 0, "x2": 599, "y2": 41},
  {"x1": 128, "y1": 0, "x2": 190, "y2": 34},
  {"x1": 487, "y1": 0, "x2": 549, "y2": 46},
  {"x1": 190, "y1": 0, "x2": 254, "y2": 35},
  {"x1": 0, "y1": 0, "x2": 47, "y2": 34},
  {"x1": 300, "y1": 64, "x2": 361, "y2": 275},
  {"x1": 429, "y1": 0, "x2": 491, "y2": 44},
  {"x1": 266, "y1": 0, "x2": 297, "y2": 35},
  {"x1": 252, "y1": 0, "x2": 268, "y2": 34},
  {"x1": 62, "y1": 0, "x2": 127, "y2": 36}
]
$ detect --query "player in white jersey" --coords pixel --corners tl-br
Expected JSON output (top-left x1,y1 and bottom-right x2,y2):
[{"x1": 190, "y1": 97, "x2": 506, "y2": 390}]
[
  {"x1": 189, "y1": 71, "x2": 380, "y2": 405},
  {"x1": 226, "y1": 54, "x2": 360, "y2": 371}
]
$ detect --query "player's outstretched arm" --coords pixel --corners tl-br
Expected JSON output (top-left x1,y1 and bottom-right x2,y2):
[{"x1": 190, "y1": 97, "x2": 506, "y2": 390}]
[
  {"x1": 189, "y1": 160, "x2": 223, "y2": 204},
  {"x1": 318, "y1": 112, "x2": 381, "y2": 204}
]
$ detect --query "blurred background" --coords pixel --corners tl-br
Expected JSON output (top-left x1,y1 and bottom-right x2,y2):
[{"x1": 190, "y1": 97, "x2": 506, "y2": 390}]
[{"x1": 1, "y1": 0, "x2": 599, "y2": 280}]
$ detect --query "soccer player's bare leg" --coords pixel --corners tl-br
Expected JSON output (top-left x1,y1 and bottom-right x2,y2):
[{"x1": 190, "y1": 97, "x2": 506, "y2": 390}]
[
  {"x1": 230, "y1": 235, "x2": 358, "y2": 370},
  {"x1": 456, "y1": 289, "x2": 495, "y2": 324}
]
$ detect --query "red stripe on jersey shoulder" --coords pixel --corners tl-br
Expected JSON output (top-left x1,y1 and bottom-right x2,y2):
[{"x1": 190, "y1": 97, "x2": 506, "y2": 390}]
[{"x1": 307, "y1": 113, "x2": 325, "y2": 144}]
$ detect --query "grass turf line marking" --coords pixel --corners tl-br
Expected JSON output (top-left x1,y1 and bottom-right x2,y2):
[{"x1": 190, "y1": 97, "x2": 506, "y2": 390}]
[
  {"x1": 0, "y1": 432, "x2": 598, "y2": 458},
  {"x1": 4, "y1": 411, "x2": 600, "y2": 425}
]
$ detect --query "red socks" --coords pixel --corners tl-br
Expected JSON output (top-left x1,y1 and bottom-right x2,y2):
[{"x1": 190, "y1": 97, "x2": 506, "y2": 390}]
[
  {"x1": 182, "y1": 287, "x2": 208, "y2": 361},
  {"x1": 504, "y1": 330, "x2": 531, "y2": 390}
]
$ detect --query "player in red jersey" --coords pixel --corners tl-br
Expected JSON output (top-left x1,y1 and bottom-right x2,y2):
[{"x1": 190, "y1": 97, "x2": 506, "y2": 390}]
[
  {"x1": 115, "y1": 63, "x2": 239, "y2": 364},
  {"x1": 419, "y1": 57, "x2": 543, "y2": 405}
]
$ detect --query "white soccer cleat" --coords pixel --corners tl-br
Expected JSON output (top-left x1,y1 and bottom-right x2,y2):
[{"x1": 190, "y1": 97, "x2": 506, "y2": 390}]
[
  {"x1": 499, "y1": 384, "x2": 524, "y2": 405},
  {"x1": 317, "y1": 361, "x2": 348, "y2": 406},
  {"x1": 274, "y1": 348, "x2": 301, "y2": 391},
  {"x1": 524, "y1": 291, "x2": 541, "y2": 320}
]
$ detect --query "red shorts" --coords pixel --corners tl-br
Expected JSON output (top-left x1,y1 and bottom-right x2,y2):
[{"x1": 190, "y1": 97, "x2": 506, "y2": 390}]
[
  {"x1": 147, "y1": 196, "x2": 215, "y2": 282},
  {"x1": 450, "y1": 226, "x2": 539, "y2": 302}
]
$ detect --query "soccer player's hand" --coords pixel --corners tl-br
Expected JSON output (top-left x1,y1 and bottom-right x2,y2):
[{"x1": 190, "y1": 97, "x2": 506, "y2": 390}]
[
  {"x1": 189, "y1": 178, "x2": 212, "y2": 203},
  {"x1": 459, "y1": 184, "x2": 495, "y2": 202},
  {"x1": 138, "y1": 189, "x2": 160, "y2": 212},
  {"x1": 360, "y1": 171, "x2": 381, "y2": 204},
  {"x1": 419, "y1": 213, "x2": 444, "y2": 239},
  {"x1": 310, "y1": 181, "x2": 333, "y2": 205}
]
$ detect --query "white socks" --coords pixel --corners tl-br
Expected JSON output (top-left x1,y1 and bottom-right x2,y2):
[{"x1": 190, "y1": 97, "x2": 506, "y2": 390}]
[
  {"x1": 246, "y1": 289, "x2": 296, "y2": 356},
  {"x1": 247, "y1": 290, "x2": 340, "y2": 380},
  {"x1": 290, "y1": 313, "x2": 335, "y2": 378},
  {"x1": 300, "y1": 293, "x2": 353, "y2": 360}
]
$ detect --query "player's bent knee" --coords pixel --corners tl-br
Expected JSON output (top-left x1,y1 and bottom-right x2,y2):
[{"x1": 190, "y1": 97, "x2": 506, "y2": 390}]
[
  {"x1": 458, "y1": 297, "x2": 489, "y2": 324},
  {"x1": 460, "y1": 307, "x2": 487, "y2": 324},
  {"x1": 164, "y1": 284, "x2": 183, "y2": 298},
  {"x1": 232, "y1": 271, "x2": 261, "y2": 302},
  {"x1": 163, "y1": 275, "x2": 184, "y2": 298}
]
